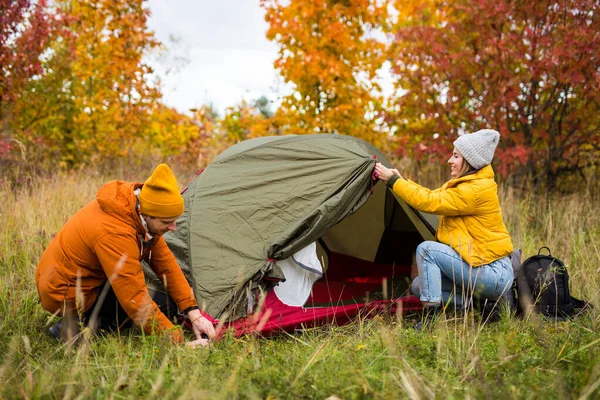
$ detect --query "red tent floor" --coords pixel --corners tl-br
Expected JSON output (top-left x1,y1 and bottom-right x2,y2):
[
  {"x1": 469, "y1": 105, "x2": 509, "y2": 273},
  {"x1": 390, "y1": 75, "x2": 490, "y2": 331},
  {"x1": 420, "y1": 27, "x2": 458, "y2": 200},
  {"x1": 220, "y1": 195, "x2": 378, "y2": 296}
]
[{"x1": 225, "y1": 290, "x2": 424, "y2": 337}]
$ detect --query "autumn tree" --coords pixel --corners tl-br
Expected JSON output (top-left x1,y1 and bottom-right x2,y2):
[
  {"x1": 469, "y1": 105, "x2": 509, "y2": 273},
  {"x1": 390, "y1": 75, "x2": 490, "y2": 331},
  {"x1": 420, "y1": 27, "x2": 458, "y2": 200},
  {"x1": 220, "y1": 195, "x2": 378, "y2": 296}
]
[
  {"x1": 5, "y1": 13, "x2": 86, "y2": 170},
  {"x1": 0, "y1": 0, "x2": 61, "y2": 105},
  {"x1": 0, "y1": 0, "x2": 63, "y2": 165},
  {"x1": 178, "y1": 104, "x2": 215, "y2": 169},
  {"x1": 261, "y1": 0, "x2": 392, "y2": 147},
  {"x1": 142, "y1": 104, "x2": 198, "y2": 158},
  {"x1": 222, "y1": 99, "x2": 278, "y2": 142},
  {"x1": 177, "y1": 99, "x2": 278, "y2": 169},
  {"x1": 1, "y1": 0, "x2": 172, "y2": 171},
  {"x1": 388, "y1": 0, "x2": 600, "y2": 189},
  {"x1": 63, "y1": 0, "x2": 162, "y2": 165}
]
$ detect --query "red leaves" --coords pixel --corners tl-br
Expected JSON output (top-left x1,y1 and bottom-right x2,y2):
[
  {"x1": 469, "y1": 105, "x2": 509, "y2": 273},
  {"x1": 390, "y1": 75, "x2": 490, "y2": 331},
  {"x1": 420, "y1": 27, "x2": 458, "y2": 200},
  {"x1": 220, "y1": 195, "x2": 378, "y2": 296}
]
[
  {"x1": 494, "y1": 145, "x2": 531, "y2": 178},
  {"x1": 388, "y1": 0, "x2": 600, "y2": 185},
  {"x1": 1, "y1": 0, "x2": 62, "y2": 102},
  {"x1": 0, "y1": 138, "x2": 14, "y2": 156}
]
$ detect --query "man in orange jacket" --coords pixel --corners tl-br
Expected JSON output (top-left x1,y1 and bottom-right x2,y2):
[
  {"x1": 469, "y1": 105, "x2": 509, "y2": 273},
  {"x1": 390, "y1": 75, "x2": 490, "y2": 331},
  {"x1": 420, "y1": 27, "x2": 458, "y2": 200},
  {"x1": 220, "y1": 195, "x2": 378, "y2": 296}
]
[{"x1": 36, "y1": 164, "x2": 215, "y2": 345}]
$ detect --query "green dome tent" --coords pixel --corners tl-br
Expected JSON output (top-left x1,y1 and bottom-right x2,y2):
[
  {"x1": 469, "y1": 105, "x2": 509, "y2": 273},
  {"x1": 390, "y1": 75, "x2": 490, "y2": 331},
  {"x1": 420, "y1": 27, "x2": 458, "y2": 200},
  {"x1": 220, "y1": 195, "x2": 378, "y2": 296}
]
[{"x1": 145, "y1": 134, "x2": 437, "y2": 332}]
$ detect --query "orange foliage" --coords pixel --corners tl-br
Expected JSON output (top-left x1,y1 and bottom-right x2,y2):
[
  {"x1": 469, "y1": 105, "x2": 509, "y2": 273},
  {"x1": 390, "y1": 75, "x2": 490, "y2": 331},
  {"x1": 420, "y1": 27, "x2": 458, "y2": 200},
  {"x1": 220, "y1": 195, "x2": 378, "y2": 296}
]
[
  {"x1": 261, "y1": 0, "x2": 392, "y2": 149},
  {"x1": 5, "y1": 0, "x2": 595, "y2": 192},
  {"x1": 181, "y1": 100, "x2": 278, "y2": 169},
  {"x1": 182, "y1": 105, "x2": 224, "y2": 169}
]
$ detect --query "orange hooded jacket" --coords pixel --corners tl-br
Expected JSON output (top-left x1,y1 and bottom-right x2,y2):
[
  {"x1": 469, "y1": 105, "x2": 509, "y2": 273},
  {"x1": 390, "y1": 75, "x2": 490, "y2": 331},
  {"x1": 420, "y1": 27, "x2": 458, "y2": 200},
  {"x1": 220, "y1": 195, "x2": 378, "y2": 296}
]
[{"x1": 35, "y1": 180, "x2": 198, "y2": 342}]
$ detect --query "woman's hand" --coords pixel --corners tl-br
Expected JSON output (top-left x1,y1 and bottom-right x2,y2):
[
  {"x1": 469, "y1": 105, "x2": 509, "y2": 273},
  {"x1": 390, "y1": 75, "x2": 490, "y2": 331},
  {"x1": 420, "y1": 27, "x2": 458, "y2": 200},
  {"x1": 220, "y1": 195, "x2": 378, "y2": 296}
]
[{"x1": 375, "y1": 163, "x2": 402, "y2": 183}]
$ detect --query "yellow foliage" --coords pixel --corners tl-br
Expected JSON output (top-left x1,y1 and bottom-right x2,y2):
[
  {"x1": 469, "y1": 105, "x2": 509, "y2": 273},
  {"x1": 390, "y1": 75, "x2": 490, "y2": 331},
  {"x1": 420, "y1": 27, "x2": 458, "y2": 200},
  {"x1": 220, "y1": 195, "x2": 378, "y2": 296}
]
[{"x1": 66, "y1": 0, "x2": 161, "y2": 160}]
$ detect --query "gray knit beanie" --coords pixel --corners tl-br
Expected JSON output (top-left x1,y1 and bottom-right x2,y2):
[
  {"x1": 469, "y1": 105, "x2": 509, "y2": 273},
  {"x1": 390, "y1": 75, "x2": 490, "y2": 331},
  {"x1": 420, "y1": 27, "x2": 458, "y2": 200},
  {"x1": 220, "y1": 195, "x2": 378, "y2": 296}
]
[{"x1": 453, "y1": 129, "x2": 500, "y2": 170}]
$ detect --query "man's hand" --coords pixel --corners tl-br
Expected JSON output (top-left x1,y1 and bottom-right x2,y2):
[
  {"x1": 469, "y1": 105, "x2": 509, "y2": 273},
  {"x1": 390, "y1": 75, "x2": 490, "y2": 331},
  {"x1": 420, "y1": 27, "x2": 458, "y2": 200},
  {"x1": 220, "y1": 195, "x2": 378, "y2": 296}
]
[
  {"x1": 186, "y1": 338, "x2": 209, "y2": 348},
  {"x1": 187, "y1": 309, "x2": 216, "y2": 342},
  {"x1": 374, "y1": 163, "x2": 402, "y2": 183}
]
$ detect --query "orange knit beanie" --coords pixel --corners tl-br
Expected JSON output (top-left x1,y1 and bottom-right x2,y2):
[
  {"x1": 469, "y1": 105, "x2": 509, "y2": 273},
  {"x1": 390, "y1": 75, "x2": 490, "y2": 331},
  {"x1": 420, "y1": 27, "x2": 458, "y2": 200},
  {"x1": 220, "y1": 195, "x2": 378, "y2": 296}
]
[{"x1": 138, "y1": 164, "x2": 184, "y2": 218}]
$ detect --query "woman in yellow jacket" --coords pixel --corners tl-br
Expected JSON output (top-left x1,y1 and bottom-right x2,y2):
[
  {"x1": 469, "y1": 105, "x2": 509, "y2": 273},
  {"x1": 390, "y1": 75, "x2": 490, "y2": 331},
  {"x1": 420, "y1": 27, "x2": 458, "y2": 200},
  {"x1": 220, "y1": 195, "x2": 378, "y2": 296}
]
[{"x1": 375, "y1": 129, "x2": 514, "y2": 327}]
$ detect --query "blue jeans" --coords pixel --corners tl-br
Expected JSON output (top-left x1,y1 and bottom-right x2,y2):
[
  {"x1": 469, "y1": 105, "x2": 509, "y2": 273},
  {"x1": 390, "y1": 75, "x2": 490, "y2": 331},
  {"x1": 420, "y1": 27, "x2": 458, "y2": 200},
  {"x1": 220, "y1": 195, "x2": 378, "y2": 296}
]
[{"x1": 411, "y1": 241, "x2": 513, "y2": 308}]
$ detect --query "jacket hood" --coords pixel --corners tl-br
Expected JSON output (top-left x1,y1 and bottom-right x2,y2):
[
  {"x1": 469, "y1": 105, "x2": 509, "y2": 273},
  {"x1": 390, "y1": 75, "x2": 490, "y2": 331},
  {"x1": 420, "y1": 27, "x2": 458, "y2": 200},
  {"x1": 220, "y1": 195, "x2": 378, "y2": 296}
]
[
  {"x1": 96, "y1": 180, "x2": 144, "y2": 229},
  {"x1": 446, "y1": 164, "x2": 495, "y2": 188}
]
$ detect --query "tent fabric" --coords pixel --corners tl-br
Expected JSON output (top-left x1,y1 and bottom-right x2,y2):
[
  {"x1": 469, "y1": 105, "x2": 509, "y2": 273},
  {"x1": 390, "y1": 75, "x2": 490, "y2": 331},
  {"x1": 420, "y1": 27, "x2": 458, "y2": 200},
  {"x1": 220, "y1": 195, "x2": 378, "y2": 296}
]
[{"x1": 144, "y1": 134, "x2": 438, "y2": 325}]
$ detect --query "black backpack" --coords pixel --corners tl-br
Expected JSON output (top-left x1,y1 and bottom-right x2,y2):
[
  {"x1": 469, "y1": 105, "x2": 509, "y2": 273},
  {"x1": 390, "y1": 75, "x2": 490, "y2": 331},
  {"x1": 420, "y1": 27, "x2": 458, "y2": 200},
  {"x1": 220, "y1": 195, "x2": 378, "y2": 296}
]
[{"x1": 510, "y1": 247, "x2": 590, "y2": 320}]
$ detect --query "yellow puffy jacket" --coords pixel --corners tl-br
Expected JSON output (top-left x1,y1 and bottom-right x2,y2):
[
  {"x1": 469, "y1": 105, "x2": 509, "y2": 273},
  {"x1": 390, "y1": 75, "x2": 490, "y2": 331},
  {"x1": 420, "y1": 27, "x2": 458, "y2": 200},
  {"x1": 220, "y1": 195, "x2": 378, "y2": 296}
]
[{"x1": 390, "y1": 165, "x2": 513, "y2": 266}]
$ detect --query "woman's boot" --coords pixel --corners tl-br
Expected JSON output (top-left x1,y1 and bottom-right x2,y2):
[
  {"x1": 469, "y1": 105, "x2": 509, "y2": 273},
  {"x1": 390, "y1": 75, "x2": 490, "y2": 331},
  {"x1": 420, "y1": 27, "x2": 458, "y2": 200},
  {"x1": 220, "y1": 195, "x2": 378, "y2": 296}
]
[{"x1": 414, "y1": 305, "x2": 442, "y2": 331}]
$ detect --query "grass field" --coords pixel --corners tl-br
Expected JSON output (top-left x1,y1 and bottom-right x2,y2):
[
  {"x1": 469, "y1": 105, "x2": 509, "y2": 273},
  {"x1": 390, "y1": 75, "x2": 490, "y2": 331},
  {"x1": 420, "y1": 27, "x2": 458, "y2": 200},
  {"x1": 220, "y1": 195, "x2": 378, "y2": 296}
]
[{"x1": 1, "y1": 169, "x2": 599, "y2": 399}]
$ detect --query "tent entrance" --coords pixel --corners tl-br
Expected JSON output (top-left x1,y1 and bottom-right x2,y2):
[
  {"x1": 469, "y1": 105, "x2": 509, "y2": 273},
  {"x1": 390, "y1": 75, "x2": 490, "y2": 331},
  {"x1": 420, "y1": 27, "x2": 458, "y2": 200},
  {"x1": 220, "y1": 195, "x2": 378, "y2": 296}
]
[
  {"x1": 305, "y1": 251, "x2": 412, "y2": 307},
  {"x1": 301, "y1": 182, "x2": 428, "y2": 309}
]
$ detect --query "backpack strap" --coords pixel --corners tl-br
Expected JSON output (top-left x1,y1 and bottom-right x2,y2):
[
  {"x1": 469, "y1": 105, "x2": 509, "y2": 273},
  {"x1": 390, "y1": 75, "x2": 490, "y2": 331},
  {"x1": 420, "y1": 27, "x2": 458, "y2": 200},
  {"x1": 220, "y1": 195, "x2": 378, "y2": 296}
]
[
  {"x1": 510, "y1": 249, "x2": 523, "y2": 277},
  {"x1": 515, "y1": 269, "x2": 534, "y2": 314},
  {"x1": 538, "y1": 246, "x2": 552, "y2": 256}
]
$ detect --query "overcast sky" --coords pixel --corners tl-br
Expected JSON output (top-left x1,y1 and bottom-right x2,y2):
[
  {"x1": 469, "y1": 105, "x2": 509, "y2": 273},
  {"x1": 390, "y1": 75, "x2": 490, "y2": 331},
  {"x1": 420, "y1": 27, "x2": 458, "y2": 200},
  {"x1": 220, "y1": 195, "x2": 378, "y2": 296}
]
[{"x1": 146, "y1": 0, "x2": 285, "y2": 115}]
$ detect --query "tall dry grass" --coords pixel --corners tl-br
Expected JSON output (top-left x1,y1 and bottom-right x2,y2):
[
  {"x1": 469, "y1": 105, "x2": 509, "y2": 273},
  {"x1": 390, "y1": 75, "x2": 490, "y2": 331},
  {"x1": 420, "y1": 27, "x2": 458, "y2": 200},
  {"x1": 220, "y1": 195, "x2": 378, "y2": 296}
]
[{"x1": 1, "y1": 165, "x2": 599, "y2": 399}]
